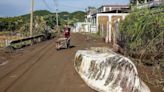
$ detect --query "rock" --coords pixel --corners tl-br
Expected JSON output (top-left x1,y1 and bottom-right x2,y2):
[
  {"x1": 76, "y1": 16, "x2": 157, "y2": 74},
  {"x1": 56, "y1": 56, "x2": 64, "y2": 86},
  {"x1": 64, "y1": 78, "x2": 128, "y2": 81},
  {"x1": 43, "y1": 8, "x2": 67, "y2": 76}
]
[{"x1": 74, "y1": 47, "x2": 150, "y2": 92}]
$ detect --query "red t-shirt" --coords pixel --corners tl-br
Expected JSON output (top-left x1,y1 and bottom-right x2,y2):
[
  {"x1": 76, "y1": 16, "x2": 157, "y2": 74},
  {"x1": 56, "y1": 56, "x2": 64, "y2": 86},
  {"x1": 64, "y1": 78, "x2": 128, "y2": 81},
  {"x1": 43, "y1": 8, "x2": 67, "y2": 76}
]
[{"x1": 64, "y1": 27, "x2": 70, "y2": 38}]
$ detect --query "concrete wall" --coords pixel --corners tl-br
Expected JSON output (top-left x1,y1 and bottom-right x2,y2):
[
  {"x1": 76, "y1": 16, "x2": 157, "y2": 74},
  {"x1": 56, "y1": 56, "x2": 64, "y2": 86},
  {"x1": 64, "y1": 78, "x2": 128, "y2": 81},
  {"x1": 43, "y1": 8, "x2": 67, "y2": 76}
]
[
  {"x1": 73, "y1": 22, "x2": 91, "y2": 33},
  {"x1": 96, "y1": 13, "x2": 128, "y2": 43}
]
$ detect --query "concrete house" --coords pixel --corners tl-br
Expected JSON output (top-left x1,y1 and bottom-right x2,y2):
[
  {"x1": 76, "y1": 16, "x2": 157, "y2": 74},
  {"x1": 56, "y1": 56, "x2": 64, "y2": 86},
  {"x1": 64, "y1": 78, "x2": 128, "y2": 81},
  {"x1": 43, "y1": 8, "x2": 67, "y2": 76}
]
[
  {"x1": 85, "y1": 7, "x2": 97, "y2": 33},
  {"x1": 72, "y1": 7, "x2": 96, "y2": 33},
  {"x1": 87, "y1": 5, "x2": 130, "y2": 43},
  {"x1": 72, "y1": 22, "x2": 91, "y2": 33}
]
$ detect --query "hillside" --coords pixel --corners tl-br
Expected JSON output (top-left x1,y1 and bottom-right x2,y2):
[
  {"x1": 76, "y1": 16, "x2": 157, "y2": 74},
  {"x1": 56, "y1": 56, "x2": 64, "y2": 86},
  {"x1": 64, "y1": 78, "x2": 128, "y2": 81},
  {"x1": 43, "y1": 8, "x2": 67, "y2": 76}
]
[
  {"x1": 69, "y1": 11, "x2": 86, "y2": 22},
  {"x1": 0, "y1": 10, "x2": 85, "y2": 33},
  {"x1": 57, "y1": 11, "x2": 85, "y2": 25},
  {"x1": 21, "y1": 10, "x2": 52, "y2": 18},
  {"x1": 20, "y1": 10, "x2": 85, "y2": 25}
]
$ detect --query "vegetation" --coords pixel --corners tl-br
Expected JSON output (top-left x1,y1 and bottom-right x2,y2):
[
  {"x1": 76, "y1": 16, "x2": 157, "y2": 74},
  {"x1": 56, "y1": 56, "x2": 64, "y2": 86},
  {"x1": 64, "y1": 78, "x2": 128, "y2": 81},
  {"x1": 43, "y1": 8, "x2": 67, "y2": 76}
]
[
  {"x1": 58, "y1": 11, "x2": 85, "y2": 26},
  {"x1": 0, "y1": 10, "x2": 85, "y2": 48},
  {"x1": 119, "y1": 4, "x2": 164, "y2": 88},
  {"x1": 0, "y1": 10, "x2": 85, "y2": 35},
  {"x1": 119, "y1": 4, "x2": 164, "y2": 65}
]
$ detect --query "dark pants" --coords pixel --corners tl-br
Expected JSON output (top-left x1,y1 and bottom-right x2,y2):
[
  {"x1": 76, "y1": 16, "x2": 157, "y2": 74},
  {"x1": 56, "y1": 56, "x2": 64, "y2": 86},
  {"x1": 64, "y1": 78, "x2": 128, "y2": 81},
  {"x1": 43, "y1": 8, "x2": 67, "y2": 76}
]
[{"x1": 66, "y1": 38, "x2": 70, "y2": 48}]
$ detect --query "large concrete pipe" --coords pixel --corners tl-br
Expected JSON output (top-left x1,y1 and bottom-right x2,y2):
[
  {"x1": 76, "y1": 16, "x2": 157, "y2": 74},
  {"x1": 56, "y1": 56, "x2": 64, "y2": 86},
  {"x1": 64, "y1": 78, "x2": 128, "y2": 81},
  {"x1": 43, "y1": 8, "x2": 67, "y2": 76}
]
[{"x1": 74, "y1": 47, "x2": 150, "y2": 92}]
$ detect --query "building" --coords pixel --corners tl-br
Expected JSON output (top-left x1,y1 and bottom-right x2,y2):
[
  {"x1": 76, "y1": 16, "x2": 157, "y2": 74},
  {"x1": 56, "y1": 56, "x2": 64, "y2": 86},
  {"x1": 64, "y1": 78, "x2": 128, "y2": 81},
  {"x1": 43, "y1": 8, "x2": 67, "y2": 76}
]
[
  {"x1": 86, "y1": 5, "x2": 130, "y2": 43},
  {"x1": 97, "y1": 5, "x2": 129, "y2": 13},
  {"x1": 136, "y1": 0, "x2": 164, "y2": 5},
  {"x1": 94, "y1": 12, "x2": 128, "y2": 43},
  {"x1": 86, "y1": 7, "x2": 97, "y2": 23},
  {"x1": 84, "y1": 7, "x2": 97, "y2": 33},
  {"x1": 136, "y1": 0, "x2": 164, "y2": 9},
  {"x1": 72, "y1": 22, "x2": 91, "y2": 33}
]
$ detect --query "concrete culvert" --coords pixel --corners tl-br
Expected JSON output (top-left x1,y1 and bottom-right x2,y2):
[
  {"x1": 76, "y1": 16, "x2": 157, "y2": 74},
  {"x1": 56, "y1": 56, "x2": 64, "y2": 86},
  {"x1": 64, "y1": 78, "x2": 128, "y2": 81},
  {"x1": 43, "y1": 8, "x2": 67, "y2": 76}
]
[{"x1": 74, "y1": 47, "x2": 150, "y2": 92}]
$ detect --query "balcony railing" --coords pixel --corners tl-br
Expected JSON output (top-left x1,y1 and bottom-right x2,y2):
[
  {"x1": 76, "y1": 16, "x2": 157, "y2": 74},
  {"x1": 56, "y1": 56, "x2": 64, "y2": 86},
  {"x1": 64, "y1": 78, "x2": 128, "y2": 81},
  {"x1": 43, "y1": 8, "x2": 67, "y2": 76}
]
[{"x1": 137, "y1": 1, "x2": 164, "y2": 9}]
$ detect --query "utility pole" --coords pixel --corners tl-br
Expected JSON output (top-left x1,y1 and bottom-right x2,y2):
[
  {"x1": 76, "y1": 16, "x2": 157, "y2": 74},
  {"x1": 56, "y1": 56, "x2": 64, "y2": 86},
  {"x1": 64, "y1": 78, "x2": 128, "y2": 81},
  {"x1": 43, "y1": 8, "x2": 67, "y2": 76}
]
[
  {"x1": 56, "y1": 9, "x2": 59, "y2": 27},
  {"x1": 30, "y1": 0, "x2": 34, "y2": 37},
  {"x1": 53, "y1": 0, "x2": 58, "y2": 27},
  {"x1": 136, "y1": 0, "x2": 140, "y2": 5}
]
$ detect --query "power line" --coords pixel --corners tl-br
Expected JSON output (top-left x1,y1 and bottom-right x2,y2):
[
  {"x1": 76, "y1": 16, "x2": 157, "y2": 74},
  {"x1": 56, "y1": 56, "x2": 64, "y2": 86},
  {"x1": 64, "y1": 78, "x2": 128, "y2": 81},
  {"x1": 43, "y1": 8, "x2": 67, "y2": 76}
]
[
  {"x1": 52, "y1": 0, "x2": 85, "y2": 10},
  {"x1": 53, "y1": 0, "x2": 58, "y2": 8},
  {"x1": 43, "y1": 0, "x2": 85, "y2": 11},
  {"x1": 52, "y1": 0, "x2": 59, "y2": 27},
  {"x1": 59, "y1": 4, "x2": 85, "y2": 10},
  {"x1": 42, "y1": 0, "x2": 54, "y2": 12}
]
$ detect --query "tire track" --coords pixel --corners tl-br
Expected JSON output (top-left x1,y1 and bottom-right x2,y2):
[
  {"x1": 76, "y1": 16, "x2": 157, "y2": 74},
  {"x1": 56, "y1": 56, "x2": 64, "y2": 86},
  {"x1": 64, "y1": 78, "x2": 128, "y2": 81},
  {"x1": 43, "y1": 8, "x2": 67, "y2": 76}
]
[
  {"x1": 0, "y1": 39, "x2": 56, "y2": 92},
  {"x1": 0, "y1": 40, "x2": 53, "y2": 80}
]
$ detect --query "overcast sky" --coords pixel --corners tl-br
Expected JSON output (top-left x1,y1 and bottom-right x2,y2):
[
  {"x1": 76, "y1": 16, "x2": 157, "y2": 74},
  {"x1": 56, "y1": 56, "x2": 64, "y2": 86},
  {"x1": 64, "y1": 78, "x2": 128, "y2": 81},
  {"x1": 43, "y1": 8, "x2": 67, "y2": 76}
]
[{"x1": 0, "y1": 0, "x2": 129, "y2": 17}]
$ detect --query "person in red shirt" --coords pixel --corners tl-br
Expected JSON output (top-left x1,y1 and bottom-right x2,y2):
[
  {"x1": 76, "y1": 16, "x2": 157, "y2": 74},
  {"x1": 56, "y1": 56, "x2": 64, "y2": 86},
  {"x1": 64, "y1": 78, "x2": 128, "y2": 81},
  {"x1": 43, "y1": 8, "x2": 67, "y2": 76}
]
[{"x1": 63, "y1": 24, "x2": 71, "y2": 48}]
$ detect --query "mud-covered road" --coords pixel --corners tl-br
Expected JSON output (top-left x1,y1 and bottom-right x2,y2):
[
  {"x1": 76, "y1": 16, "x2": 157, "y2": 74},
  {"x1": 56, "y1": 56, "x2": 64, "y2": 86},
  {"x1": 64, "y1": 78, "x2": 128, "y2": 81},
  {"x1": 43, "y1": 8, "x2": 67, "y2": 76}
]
[
  {"x1": 0, "y1": 33, "x2": 162, "y2": 92},
  {"x1": 0, "y1": 33, "x2": 109, "y2": 92}
]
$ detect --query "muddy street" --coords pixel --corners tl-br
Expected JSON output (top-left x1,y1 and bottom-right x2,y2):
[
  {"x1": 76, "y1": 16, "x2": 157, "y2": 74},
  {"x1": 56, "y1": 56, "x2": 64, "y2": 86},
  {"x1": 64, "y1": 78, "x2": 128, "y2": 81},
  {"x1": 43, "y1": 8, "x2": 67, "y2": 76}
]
[
  {"x1": 0, "y1": 33, "x2": 108, "y2": 92},
  {"x1": 0, "y1": 33, "x2": 163, "y2": 92}
]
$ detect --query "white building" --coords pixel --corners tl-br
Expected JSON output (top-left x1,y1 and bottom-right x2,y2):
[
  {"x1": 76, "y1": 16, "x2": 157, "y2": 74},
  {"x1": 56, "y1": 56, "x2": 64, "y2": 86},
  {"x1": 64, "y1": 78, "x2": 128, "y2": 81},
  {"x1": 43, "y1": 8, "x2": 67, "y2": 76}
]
[
  {"x1": 86, "y1": 5, "x2": 130, "y2": 43},
  {"x1": 86, "y1": 7, "x2": 97, "y2": 23},
  {"x1": 97, "y1": 5, "x2": 129, "y2": 13},
  {"x1": 72, "y1": 22, "x2": 92, "y2": 33},
  {"x1": 93, "y1": 12, "x2": 129, "y2": 43}
]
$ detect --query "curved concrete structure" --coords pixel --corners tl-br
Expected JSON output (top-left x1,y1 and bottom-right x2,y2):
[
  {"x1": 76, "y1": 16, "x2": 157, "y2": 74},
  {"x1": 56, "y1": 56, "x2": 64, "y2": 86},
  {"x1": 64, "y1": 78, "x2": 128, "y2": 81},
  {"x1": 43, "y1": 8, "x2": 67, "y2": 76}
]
[{"x1": 74, "y1": 47, "x2": 150, "y2": 92}]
